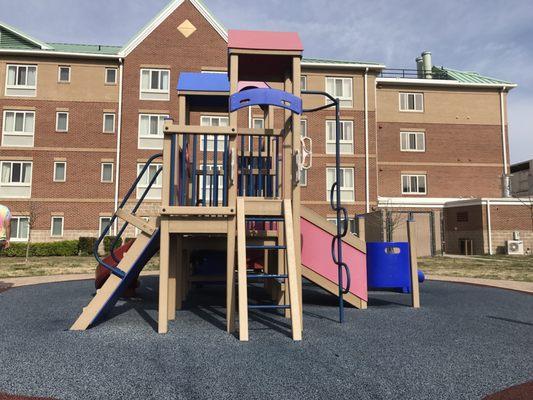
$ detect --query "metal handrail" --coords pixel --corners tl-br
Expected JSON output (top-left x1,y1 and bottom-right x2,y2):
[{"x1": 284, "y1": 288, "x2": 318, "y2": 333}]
[
  {"x1": 94, "y1": 153, "x2": 163, "y2": 278},
  {"x1": 303, "y1": 90, "x2": 351, "y2": 323}
]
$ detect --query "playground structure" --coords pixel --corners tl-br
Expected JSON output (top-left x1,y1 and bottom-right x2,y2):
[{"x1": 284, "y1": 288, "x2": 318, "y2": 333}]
[{"x1": 71, "y1": 30, "x2": 420, "y2": 341}]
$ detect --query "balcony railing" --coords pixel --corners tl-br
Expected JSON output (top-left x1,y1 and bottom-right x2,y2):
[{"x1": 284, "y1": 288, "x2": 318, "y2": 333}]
[{"x1": 378, "y1": 68, "x2": 449, "y2": 80}]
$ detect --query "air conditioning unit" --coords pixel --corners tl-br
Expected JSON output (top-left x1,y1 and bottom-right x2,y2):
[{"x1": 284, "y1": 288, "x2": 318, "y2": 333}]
[{"x1": 507, "y1": 240, "x2": 524, "y2": 255}]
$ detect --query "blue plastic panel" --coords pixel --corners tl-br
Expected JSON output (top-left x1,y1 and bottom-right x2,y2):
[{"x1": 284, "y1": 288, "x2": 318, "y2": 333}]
[
  {"x1": 230, "y1": 88, "x2": 302, "y2": 114},
  {"x1": 177, "y1": 72, "x2": 230, "y2": 92}
]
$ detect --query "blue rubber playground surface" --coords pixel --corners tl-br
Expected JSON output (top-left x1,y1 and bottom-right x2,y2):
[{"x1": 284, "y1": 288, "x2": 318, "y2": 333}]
[{"x1": 0, "y1": 278, "x2": 531, "y2": 400}]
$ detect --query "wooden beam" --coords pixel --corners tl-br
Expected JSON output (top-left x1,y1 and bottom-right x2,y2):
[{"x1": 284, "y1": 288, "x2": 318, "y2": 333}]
[
  {"x1": 168, "y1": 219, "x2": 228, "y2": 234},
  {"x1": 158, "y1": 219, "x2": 170, "y2": 333},
  {"x1": 164, "y1": 125, "x2": 236, "y2": 135},
  {"x1": 115, "y1": 209, "x2": 155, "y2": 235},
  {"x1": 237, "y1": 197, "x2": 249, "y2": 341},
  {"x1": 407, "y1": 219, "x2": 421, "y2": 308},
  {"x1": 160, "y1": 206, "x2": 235, "y2": 216}
]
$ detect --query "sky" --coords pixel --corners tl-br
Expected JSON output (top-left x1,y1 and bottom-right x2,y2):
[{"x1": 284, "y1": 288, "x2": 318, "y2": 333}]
[{"x1": 1, "y1": 0, "x2": 532, "y2": 163}]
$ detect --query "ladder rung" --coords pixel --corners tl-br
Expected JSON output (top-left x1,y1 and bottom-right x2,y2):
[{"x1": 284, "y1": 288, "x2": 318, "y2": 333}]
[
  {"x1": 246, "y1": 245, "x2": 286, "y2": 250},
  {"x1": 246, "y1": 217, "x2": 284, "y2": 222},
  {"x1": 248, "y1": 304, "x2": 290, "y2": 310},
  {"x1": 247, "y1": 274, "x2": 288, "y2": 279}
]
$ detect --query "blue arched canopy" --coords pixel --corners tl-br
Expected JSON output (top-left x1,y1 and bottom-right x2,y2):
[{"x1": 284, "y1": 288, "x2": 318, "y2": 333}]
[{"x1": 229, "y1": 88, "x2": 302, "y2": 114}]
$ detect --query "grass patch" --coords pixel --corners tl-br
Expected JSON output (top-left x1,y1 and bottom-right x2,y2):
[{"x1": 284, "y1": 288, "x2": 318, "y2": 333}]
[
  {"x1": 419, "y1": 255, "x2": 533, "y2": 282},
  {"x1": 0, "y1": 256, "x2": 159, "y2": 279}
]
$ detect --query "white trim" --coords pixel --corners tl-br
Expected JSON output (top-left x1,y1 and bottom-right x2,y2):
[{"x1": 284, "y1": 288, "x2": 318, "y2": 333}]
[
  {"x1": 99, "y1": 216, "x2": 115, "y2": 236},
  {"x1": 58, "y1": 66, "x2": 71, "y2": 83},
  {"x1": 0, "y1": 21, "x2": 53, "y2": 50},
  {"x1": 302, "y1": 60, "x2": 386, "y2": 70},
  {"x1": 114, "y1": 60, "x2": 124, "y2": 227},
  {"x1": 119, "y1": 0, "x2": 228, "y2": 58},
  {"x1": 139, "y1": 68, "x2": 170, "y2": 101},
  {"x1": 138, "y1": 113, "x2": 169, "y2": 149},
  {"x1": 9, "y1": 215, "x2": 30, "y2": 242},
  {"x1": 50, "y1": 215, "x2": 64, "y2": 237},
  {"x1": 486, "y1": 199, "x2": 493, "y2": 255},
  {"x1": 364, "y1": 68, "x2": 370, "y2": 213},
  {"x1": 378, "y1": 196, "x2": 533, "y2": 209},
  {"x1": 105, "y1": 67, "x2": 118, "y2": 84},
  {"x1": 401, "y1": 174, "x2": 427, "y2": 195},
  {"x1": 0, "y1": 160, "x2": 33, "y2": 187},
  {"x1": 4, "y1": 64, "x2": 38, "y2": 96},
  {"x1": 377, "y1": 77, "x2": 517, "y2": 89},
  {"x1": 55, "y1": 111, "x2": 69, "y2": 132},
  {"x1": 1, "y1": 110, "x2": 35, "y2": 147},
  {"x1": 0, "y1": 48, "x2": 119, "y2": 59},
  {"x1": 101, "y1": 162, "x2": 114, "y2": 183},
  {"x1": 325, "y1": 120, "x2": 353, "y2": 154},
  {"x1": 499, "y1": 88, "x2": 508, "y2": 176},
  {"x1": 399, "y1": 92, "x2": 424, "y2": 112},
  {"x1": 400, "y1": 131, "x2": 426, "y2": 152},
  {"x1": 53, "y1": 161, "x2": 67, "y2": 182}
]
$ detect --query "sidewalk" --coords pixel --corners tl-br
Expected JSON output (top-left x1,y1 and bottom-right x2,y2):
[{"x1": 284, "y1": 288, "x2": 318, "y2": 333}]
[{"x1": 427, "y1": 275, "x2": 533, "y2": 294}]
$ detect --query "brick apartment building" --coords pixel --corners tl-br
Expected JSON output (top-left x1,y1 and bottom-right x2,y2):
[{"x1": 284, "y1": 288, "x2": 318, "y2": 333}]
[{"x1": 1, "y1": 0, "x2": 530, "y2": 255}]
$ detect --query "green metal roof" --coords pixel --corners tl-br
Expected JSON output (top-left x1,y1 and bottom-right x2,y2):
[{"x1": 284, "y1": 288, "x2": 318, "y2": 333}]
[
  {"x1": 303, "y1": 57, "x2": 384, "y2": 67},
  {"x1": 435, "y1": 66, "x2": 514, "y2": 85},
  {"x1": 47, "y1": 43, "x2": 121, "y2": 55}
]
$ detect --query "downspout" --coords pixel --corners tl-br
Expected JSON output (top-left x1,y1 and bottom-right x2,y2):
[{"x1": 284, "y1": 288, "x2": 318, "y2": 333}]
[
  {"x1": 499, "y1": 87, "x2": 508, "y2": 176},
  {"x1": 486, "y1": 199, "x2": 493, "y2": 255},
  {"x1": 364, "y1": 67, "x2": 370, "y2": 213},
  {"x1": 113, "y1": 59, "x2": 124, "y2": 232}
]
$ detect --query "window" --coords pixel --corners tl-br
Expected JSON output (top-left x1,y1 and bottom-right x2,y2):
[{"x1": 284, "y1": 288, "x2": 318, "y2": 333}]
[
  {"x1": 105, "y1": 68, "x2": 117, "y2": 84},
  {"x1": 137, "y1": 163, "x2": 162, "y2": 199},
  {"x1": 101, "y1": 163, "x2": 114, "y2": 183},
  {"x1": 58, "y1": 66, "x2": 70, "y2": 83},
  {"x1": 198, "y1": 165, "x2": 224, "y2": 205},
  {"x1": 301, "y1": 75, "x2": 307, "y2": 91},
  {"x1": 326, "y1": 167, "x2": 354, "y2": 202},
  {"x1": 401, "y1": 174, "x2": 427, "y2": 194},
  {"x1": 138, "y1": 114, "x2": 168, "y2": 149},
  {"x1": 6, "y1": 64, "x2": 37, "y2": 96},
  {"x1": 326, "y1": 120, "x2": 354, "y2": 154},
  {"x1": 50, "y1": 216, "x2": 64, "y2": 237},
  {"x1": 140, "y1": 68, "x2": 170, "y2": 100},
  {"x1": 456, "y1": 211, "x2": 469, "y2": 222},
  {"x1": 103, "y1": 113, "x2": 116, "y2": 133},
  {"x1": 200, "y1": 115, "x2": 229, "y2": 151},
  {"x1": 400, "y1": 131, "x2": 425, "y2": 152},
  {"x1": 53, "y1": 162, "x2": 66, "y2": 182},
  {"x1": 1, "y1": 161, "x2": 32, "y2": 185},
  {"x1": 253, "y1": 118, "x2": 264, "y2": 129},
  {"x1": 399, "y1": 92, "x2": 424, "y2": 112},
  {"x1": 327, "y1": 217, "x2": 358, "y2": 235},
  {"x1": 2, "y1": 110, "x2": 35, "y2": 147},
  {"x1": 99, "y1": 217, "x2": 115, "y2": 236},
  {"x1": 56, "y1": 112, "x2": 69, "y2": 132},
  {"x1": 10, "y1": 216, "x2": 29, "y2": 241},
  {"x1": 325, "y1": 77, "x2": 353, "y2": 108}
]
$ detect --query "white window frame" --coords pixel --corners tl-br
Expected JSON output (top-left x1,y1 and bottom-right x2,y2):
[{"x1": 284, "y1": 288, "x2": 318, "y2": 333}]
[
  {"x1": 326, "y1": 167, "x2": 355, "y2": 202},
  {"x1": 326, "y1": 120, "x2": 354, "y2": 154},
  {"x1": 103, "y1": 113, "x2": 116, "y2": 133},
  {"x1": 138, "y1": 114, "x2": 168, "y2": 149},
  {"x1": 198, "y1": 164, "x2": 224, "y2": 204},
  {"x1": 327, "y1": 217, "x2": 357, "y2": 235},
  {"x1": 325, "y1": 77, "x2": 353, "y2": 108},
  {"x1": 2, "y1": 110, "x2": 35, "y2": 147},
  {"x1": 200, "y1": 115, "x2": 229, "y2": 152},
  {"x1": 400, "y1": 131, "x2": 425, "y2": 152},
  {"x1": 58, "y1": 66, "x2": 71, "y2": 83},
  {"x1": 0, "y1": 161, "x2": 32, "y2": 187},
  {"x1": 300, "y1": 169, "x2": 308, "y2": 187},
  {"x1": 139, "y1": 68, "x2": 170, "y2": 100},
  {"x1": 5, "y1": 64, "x2": 38, "y2": 93},
  {"x1": 55, "y1": 112, "x2": 69, "y2": 132},
  {"x1": 105, "y1": 68, "x2": 118, "y2": 85},
  {"x1": 99, "y1": 216, "x2": 115, "y2": 236},
  {"x1": 137, "y1": 163, "x2": 163, "y2": 200},
  {"x1": 301, "y1": 119, "x2": 308, "y2": 138},
  {"x1": 53, "y1": 161, "x2": 67, "y2": 182},
  {"x1": 50, "y1": 216, "x2": 64, "y2": 237},
  {"x1": 399, "y1": 92, "x2": 424, "y2": 112},
  {"x1": 401, "y1": 174, "x2": 427, "y2": 195},
  {"x1": 10, "y1": 216, "x2": 30, "y2": 242},
  {"x1": 101, "y1": 162, "x2": 114, "y2": 183},
  {"x1": 301, "y1": 75, "x2": 307, "y2": 91}
]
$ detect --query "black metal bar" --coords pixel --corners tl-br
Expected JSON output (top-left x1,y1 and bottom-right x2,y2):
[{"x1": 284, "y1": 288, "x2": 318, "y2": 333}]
[
  {"x1": 202, "y1": 135, "x2": 207, "y2": 206},
  {"x1": 191, "y1": 135, "x2": 197, "y2": 206},
  {"x1": 223, "y1": 135, "x2": 228, "y2": 206},
  {"x1": 213, "y1": 135, "x2": 219, "y2": 206}
]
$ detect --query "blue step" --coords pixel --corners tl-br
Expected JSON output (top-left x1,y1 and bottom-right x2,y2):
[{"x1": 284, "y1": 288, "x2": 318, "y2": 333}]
[
  {"x1": 247, "y1": 273, "x2": 288, "y2": 279},
  {"x1": 248, "y1": 304, "x2": 291, "y2": 310},
  {"x1": 246, "y1": 245, "x2": 286, "y2": 250}
]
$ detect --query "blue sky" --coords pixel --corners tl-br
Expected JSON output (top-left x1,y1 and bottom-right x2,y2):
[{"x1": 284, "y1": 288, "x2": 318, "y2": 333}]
[{"x1": 1, "y1": 0, "x2": 531, "y2": 163}]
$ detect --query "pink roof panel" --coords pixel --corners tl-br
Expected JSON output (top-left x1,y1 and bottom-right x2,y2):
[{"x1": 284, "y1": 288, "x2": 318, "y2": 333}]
[{"x1": 228, "y1": 30, "x2": 303, "y2": 52}]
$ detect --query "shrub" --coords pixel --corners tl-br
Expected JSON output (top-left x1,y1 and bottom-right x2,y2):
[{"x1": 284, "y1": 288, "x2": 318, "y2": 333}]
[
  {"x1": 103, "y1": 236, "x2": 123, "y2": 253},
  {"x1": 1, "y1": 240, "x2": 79, "y2": 257},
  {"x1": 78, "y1": 237, "x2": 97, "y2": 256}
]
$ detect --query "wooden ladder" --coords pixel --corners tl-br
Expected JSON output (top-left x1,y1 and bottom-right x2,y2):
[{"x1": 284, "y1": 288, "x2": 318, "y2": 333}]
[{"x1": 236, "y1": 197, "x2": 302, "y2": 341}]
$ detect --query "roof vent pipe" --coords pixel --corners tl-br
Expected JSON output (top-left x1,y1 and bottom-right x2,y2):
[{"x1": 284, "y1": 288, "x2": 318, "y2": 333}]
[
  {"x1": 422, "y1": 51, "x2": 432, "y2": 79},
  {"x1": 416, "y1": 57, "x2": 424, "y2": 78}
]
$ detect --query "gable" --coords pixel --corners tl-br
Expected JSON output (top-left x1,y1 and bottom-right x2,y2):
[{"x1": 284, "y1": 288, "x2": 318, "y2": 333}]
[
  {"x1": 119, "y1": 0, "x2": 227, "y2": 58},
  {"x1": 0, "y1": 27, "x2": 42, "y2": 50}
]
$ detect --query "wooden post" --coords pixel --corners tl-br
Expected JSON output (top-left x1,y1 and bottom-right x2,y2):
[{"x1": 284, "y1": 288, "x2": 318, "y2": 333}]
[
  {"x1": 407, "y1": 219, "x2": 420, "y2": 308},
  {"x1": 168, "y1": 233, "x2": 177, "y2": 320},
  {"x1": 158, "y1": 220, "x2": 170, "y2": 333},
  {"x1": 358, "y1": 215, "x2": 366, "y2": 242},
  {"x1": 237, "y1": 197, "x2": 249, "y2": 341}
]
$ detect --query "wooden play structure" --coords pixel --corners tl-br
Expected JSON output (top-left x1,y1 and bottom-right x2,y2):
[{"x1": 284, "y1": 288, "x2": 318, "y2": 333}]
[{"x1": 71, "y1": 29, "x2": 419, "y2": 341}]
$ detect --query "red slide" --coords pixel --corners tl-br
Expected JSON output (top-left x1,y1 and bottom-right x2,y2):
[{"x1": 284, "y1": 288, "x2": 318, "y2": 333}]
[{"x1": 95, "y1": 240, "x2": 137, "y2": 296}]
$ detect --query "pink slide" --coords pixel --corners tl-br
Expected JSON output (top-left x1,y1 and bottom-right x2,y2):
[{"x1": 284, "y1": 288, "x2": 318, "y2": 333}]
[{"x1": 300, "y1": 207, "x2": 368, "y2": 309}]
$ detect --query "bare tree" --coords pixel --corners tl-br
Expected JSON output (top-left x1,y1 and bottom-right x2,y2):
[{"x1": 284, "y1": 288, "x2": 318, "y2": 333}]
[
  {"x1": 364, "y1": 200, "x2": 406, "y2": 242},
  {"x1": 25, "y1": 201, "x2": 41, "y2": 264},
  {"x1": 512, "y1": 193, "x2": 533, "y2": 233}
]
